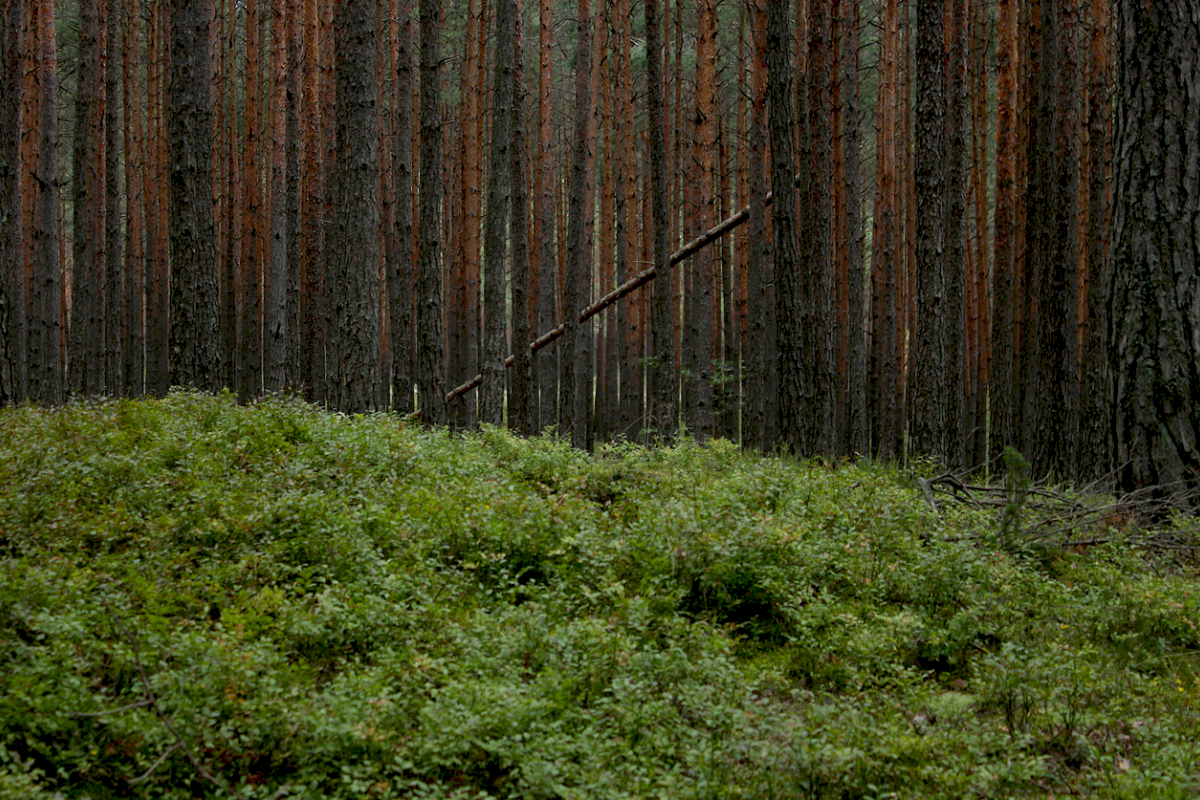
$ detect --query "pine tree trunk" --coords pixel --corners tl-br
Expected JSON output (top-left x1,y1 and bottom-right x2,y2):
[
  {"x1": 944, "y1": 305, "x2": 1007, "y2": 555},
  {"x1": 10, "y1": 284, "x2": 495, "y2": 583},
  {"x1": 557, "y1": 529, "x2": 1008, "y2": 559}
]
[
  {"x1": 266, "y1": 0, "x2": 289, "y2": 392},
  {"x1": 647, "y1": 0, "x2": 675, "y2": 440},
  {"x1": 168, "y1": 0, "x2": 221, "y2": 390},
  {"x1": 71, "y1": 0, "x2": 103, "y2": 396},
  {"x1": 416, "y1": 0, "x2": 445, "y2": 425},
  {"x1": 480, "y1": 0, "x2": 517, "y2": 426},
  {"x1": 104, "y1": 0, "x2": 123, "y2": 395},
  {"x1": 324, "y1": 0, "x2": 380, "y2": 412},
  {"x1": 30, "y1": 0, "x2": 62, "y2": 404},
  {"x1": 0, "y1": 0, "x2": 23, "y2": 403},
  {"x1": 767, "y1": 0, "x2": 802, "y2": 455},
  {"x1": 1109, "y1": 0, "x2": 1200, "y2": 499},
  {"x1": 122, "y1": 0, "x2": 144, "y2": 397},
  {"x1": 842, "y1": 0, "x2": 865, "y2": 458},
  {"x1": 1077, "y1": 0, "x2": 1110, "y2": 480},
  {"x1": 508, "y1": 6, "x2": 533, "y2": 435},
  {"x1": 943, "y1": 0, "x2": 969, "y2": 467},
  {"x1": 391, "y1": 0, "x2": 415, "y2": 414},
  {"x1": 910, "y1": 0, "x2": 948, "y2": 460}
]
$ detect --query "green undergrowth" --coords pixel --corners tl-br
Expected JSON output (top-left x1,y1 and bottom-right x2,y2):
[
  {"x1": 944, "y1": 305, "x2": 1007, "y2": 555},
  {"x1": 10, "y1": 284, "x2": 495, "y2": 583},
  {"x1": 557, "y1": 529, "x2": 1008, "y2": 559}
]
[{"x1": 1, "y1": 391, "x2": 1198, "y2": 799}]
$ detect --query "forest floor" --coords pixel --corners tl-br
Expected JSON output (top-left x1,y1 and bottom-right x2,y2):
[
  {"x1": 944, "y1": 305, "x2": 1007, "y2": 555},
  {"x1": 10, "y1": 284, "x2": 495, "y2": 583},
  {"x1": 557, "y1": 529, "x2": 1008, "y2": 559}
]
[{"x1": 1, "y1": 391, "x2": 1199, "y2": 799}]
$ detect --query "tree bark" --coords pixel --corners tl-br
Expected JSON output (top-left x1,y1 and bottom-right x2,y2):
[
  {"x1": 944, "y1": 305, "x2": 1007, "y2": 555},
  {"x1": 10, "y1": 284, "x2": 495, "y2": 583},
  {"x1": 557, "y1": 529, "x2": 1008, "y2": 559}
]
[
  {"x1": 943, "y1": 0, "x2": 969, "y2": 467},
  {"x1": 647, "y1": 0, "x2": 675, "y2": 440},
  {"x1": 123, "y1": 0, "x2": 144, "y2": 397},
  {"x1": 104, "y1": 0, "x2": 123, "y2": 395},
  {"x1": 168, "y1": 0, "x2": 221, "y2": 390},
  {"x1": 30, "y1": 0, "x2": 62, "y2": 404},
  {"x1": 1109, "y1": 0, "x2": 1200, "y2": 499},
  {"x1": 562, "y1": 0, "x2": 593, "y2": 448},
  {"x1": 416, "y1": 0, "x2": 445, "y2": 425},
  {"x1": 391, "y1": 0, "x2": 415, "y2": 413},
  {"x1": 509, "y1": 7, "x2": 533, "y2": 435},
  {"x1": 910, "y1": 0, "x2": 948, "y2": 461},
  {"x1": 767, "y1": 0, "x2": 802, "y2": 455},
  {"x1": 324, "y1": 0, "x2": 380, "y2": 413},
  {"x1": 0, "y1": 0, "x2": 23, "y2": 403},
  {"x1": 480, "y1": 0, "x2": 517, "y2": 426},
  {"x1": 1032, "y1": 0, "x2": 1080, "y2": 479},
  {"x1": 841, "y1": 0, "x2": 865, "y2": 458},
  {"x1": 1077, "y1": 0, "x2": 1110, "y2": 480},
  {"x1": 71, "y1": 0, "x2": 104, "y2": 396}
]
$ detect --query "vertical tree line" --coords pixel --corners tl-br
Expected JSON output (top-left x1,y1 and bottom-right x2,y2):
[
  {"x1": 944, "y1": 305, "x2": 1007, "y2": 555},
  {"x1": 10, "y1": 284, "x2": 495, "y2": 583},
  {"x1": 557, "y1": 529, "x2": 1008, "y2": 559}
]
[{"x1": 0, "y1": 0, "x2": 1195, "y2": 499}]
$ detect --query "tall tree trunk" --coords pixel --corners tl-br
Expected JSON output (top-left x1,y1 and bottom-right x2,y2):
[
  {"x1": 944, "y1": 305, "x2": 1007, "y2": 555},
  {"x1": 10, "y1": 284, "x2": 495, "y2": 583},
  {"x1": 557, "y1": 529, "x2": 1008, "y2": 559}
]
[
  {"x1": 943, "y1": 0, "x2": 969, "y2": 467},
  {"x1": 1109, "y1": 0, "x2": 1200, "y2": 500},
  {"x1": 841, "y1": 0, "x2": 865, "y2": 458},
  {"x1": 71, "y1": 0, "x2": 104, "y2": 397},
  {"x1": 391, "y1": 0, "x2": 415, "y2": 413},
  {"x1": 534, "y1": 0, "x2": 556, "y2": 431},
  {"x1": 992, "y1": 0, "x2": 1018, "y2": 459},
  {"x1": 123, "y1": 0, "x2": 144, "y2": 397},
  {"x1": 146, "y1": 2, "x2": 169, "y2": 396},
  {"x1": 1029, "y1": 0, "x2": 1080, "y2": 479},
  {"x1": 104, "y1": 0, "x2": 123, "y2": 395},
  {"x1": 480, "y1": 0, "x2": 517, "y2": 426},
  {"x1": 416, "y1": 0, "x2": 445, "y2": 425},
  {"x1": 870, "y1": 0, "x2": 900, "y2": 459},
  {"x1": 1077, "y1": 0, "x2": 1110, "y2": 479},
  {"x1": 561, "y1": 0, "x2": 593, "y2": 448},
  {"x1": 805, "y1": 0, "x2": 836, "y2": 455},
  {"x1": 615, "y1": 0, "x2": 638, "y2": 437},
  {"x1": 0, "y1": 0, "x2": 23, "y2": 403},
  {"x1": 743, "y1": 0, "x2": 772, "y2": 451},
  {"x1": 285, "y1": 0, "x2": 302, "y2": 387},
  {"x1": 509, "y1": 6, "x2": 533, "y2": 435},
  {"x1": 324, "y1": 0, "x2": 380, "y2": 412},
  {"x1": 647, "y1": 0, "x2": 675, "y2": 439},
  {"x1": 686, "y1": 0, "x2": 718, "y2": 440},
  {"x1": 265, "y1": 0, "x2": 289, "y2": 391},
  {"x1": 910, "y1": 0, "x2": 948, "y2": 460},
  {"x1": 767, "y1": 0, "x2": 802, "y2": 455},
  {"x1": 168, "y1": 0, "x2": 221, "y2": 390},
  {"x1": 241, "y1": 0, "x2": 264, "y2": 399},
  {"x1": 30, "y1": 0, "x2": 61, "y2": 404}
]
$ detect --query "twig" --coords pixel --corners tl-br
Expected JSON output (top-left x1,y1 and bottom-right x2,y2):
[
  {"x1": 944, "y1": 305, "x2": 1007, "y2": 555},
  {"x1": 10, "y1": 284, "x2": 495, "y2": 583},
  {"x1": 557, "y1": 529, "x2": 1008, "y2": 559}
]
[{"x1": 127, "y1": 742, "x2": 182, "y2": 785}]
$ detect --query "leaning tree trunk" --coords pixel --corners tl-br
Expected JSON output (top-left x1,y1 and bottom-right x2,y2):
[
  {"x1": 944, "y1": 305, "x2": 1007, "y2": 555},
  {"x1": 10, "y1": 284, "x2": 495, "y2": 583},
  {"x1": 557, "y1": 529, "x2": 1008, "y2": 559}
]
[{"x1": 1109, "y1": 0, "x2": 1200, "y2": 499}]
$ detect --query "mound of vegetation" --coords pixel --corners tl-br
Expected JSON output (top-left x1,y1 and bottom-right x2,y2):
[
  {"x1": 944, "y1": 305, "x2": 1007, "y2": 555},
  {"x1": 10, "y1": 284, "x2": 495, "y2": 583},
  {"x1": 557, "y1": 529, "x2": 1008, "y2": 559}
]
[{"x1": 1, "y1": 392, "x2": 1198, "y2": 799}]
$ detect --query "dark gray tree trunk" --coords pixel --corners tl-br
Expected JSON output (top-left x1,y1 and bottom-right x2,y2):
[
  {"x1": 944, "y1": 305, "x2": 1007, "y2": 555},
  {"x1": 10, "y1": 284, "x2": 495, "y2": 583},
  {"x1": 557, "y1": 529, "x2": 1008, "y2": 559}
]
[
  {"x1": 1078, "y1": 0, "x2": 1111, "y2": 480},
  {"x1": 391, "y1": 0, "x2": 415, "y2": 414},
  {"x1": 71, "y1": 0, "x2": 104, "y2": 396},
  {"x1": 742, "y1": 0, "x2": 771, "y2": 452},
  {"x1": 325, "y1": 0, "x2": 381, "y2": 412},
  {"x1": 943, "y1": 0, "x2": 969, "y2": 467},
  {"x1": 417, "y1": 0, "x2": 446, "y2": 425},
  {"x1": 842, "y1": 0, "x2": 865, "y2": 458},
  {"x1": 1032, "y1": 0, "x2": 1081, "y2": 479},
  {"x1": 909, "y1": 0, "x2": 947, "y2": 460},
  {"x1": 104, "y1": 0, "x2": 124, "y2": 395},
  {"x1": 767, "y1": 0, "x2": 802, "y2": 455},
  {"x1": 0, "y1": 0, "x2": 24, "y2": 403},
  {"x1": 647, "y1": 0, "x2": 675, "y2": 440},
  {"x1": 480, "y1": 0, "x2": 517, "y2": 426},
  {"x1": 1109, "y1": 0, "x2": 1200, "y2": 499},
  {"x1": 168, "y1": 0, "x2": 221, "y2": 390},
  {"x1": 508, "y1": 8, "x2": 534, "y2": 436},
  {"x1": 30, "y1": 0, "x2": 62, "y2": 405},
  {"x1": 561, "y1": 0, "x2": 593, "y2": 448}
]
